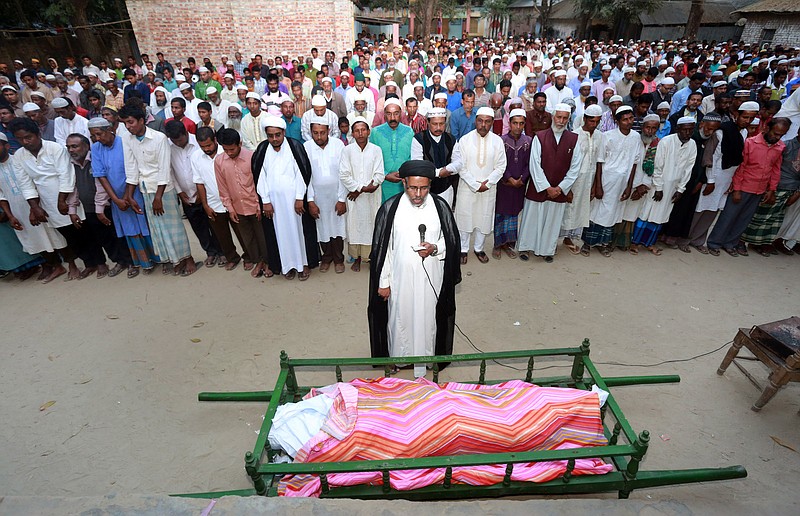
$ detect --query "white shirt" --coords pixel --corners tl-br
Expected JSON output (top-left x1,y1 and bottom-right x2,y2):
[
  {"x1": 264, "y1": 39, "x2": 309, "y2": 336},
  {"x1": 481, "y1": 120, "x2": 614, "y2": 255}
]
[
  {"x1": 169, "y1": 133, "x2": 199, "y2": 202},
  {"x1": 544, "y1": 85, "x2": 574, "y2": 114},
  {"x1": 54, "y1": 114, "x2": 90, "y2": 146},
  {"x1": 241, "y1": 111, "x2": 268, "y2": 151},
  {"x1": 339, "y1": 141, "x2": 385, "y2": 245},
  {"x1": 122, "y1": 127, "x2": 173, "y2": 194},
  {"x1": 300, "y1": 109, "x2": 340, "y2": 142},
  {"x1": 191, "y1": 146, "x2": 225, "y2": 213}
]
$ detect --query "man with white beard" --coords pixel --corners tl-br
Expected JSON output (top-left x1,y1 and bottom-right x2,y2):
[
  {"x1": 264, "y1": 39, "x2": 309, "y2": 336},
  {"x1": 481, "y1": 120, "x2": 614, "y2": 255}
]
[
  {"x1": 544, "y1": 70, "x2": 573, "y2": 114},
  {"x1": 150, "y1": 86, "x2": 170, "y2": 120}
]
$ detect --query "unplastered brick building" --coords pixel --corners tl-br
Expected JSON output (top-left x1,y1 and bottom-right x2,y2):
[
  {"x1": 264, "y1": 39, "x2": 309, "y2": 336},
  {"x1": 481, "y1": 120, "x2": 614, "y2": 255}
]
[{"x1": 126, "y1": 0, "x2": 356, "y2": 63}]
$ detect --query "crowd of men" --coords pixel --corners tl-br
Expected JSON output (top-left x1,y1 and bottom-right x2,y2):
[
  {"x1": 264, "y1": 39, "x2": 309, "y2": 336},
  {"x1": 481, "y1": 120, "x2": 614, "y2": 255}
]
[{"x1": 1, "y1": 33, "x2": 799, "y2": 284}]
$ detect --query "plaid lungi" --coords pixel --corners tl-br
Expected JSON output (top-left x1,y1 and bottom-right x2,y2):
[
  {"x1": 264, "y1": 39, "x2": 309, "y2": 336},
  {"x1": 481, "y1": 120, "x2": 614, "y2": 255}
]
[
  {"x1": 494, "y1": 214, "x2": 519, "y2": 247},
  {"x1": 582, "y1": 222, "x2": 614, "y2": 247},
  {"x1": 740, "y1": 189, "x2": 793, "y2": 245},
  {"x1": 142, "y1": 190, "x2": 192, "y2": 264},
  {"x1": 612, "y1": 220, "x2": 634, "y2": 249},
  {"x1": 631, "y1": 219, "x2": 662, "y2": 247}
]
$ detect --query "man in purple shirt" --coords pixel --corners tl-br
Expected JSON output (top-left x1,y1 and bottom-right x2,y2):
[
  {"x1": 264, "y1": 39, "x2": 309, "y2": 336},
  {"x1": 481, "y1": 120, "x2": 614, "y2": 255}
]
[{"x1": 492, "y1": 108, "x2": 531, "y2": 259}]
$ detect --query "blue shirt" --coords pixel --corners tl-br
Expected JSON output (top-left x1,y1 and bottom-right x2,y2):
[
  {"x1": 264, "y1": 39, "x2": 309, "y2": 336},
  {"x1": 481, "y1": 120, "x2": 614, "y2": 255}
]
[
  {"x1": 449, "y1": 107, "x2": 477, "y2": 142},
  {"x1": 283, "y1": 115, "x2": 303, "y2": 142},
  {"x1": 446, "y1": 91, "x2": 462, "y2": 111},
  {"x1": 656, "y1": 121, "x2": 672, "y2": 140},
  {"x1": 1, "y1": 123, "x2": 21, "y2": 154},
  {"x1": 124, "y1": 81, "x2": 151, "y2": 104},
  {"x1": 669, "y1": 86, "x2": 697, "y2": 116}
]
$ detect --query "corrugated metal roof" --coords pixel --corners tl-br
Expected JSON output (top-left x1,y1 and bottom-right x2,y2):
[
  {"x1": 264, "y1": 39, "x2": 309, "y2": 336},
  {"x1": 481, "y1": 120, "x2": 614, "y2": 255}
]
[
  {"x1": 638, "y1": 1, "x2": 739, "y2": 25},
  {"x1": 549, "y1": 0, "x2": 578, "y2": 19},
  {"x1": 508, "y1": 0, "x2": 539, "y2": 8},
  {"x1": 733, "y1": 0, "x2": 800, "y2": 13}
]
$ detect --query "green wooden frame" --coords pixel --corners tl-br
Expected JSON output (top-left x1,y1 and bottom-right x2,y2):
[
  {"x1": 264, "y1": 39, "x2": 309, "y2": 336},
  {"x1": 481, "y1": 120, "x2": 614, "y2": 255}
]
[{"x1": 181, "y1": 340, "x2": 746, "y2": 500}]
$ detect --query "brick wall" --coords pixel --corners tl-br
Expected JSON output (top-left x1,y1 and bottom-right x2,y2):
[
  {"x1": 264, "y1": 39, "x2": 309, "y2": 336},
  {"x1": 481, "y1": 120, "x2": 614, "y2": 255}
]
[
  {"x1": 125, "y1": 0, "x2": 355, "y2": 63},
  {"x1": 740, "y1": 14, "x2": 800, "y2": 47}
]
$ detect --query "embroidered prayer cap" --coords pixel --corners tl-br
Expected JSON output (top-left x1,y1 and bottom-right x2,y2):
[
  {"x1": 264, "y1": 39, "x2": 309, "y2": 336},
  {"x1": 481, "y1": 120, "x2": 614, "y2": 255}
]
[
  {"x1": 643, "y1": 113, "x2": 661, "y2": 124},
  {"x1": 509, "y1": 108, "x2": 526, "y2": 119},
  {"x1": 734, "y1": 90, "x2": 751, "y2": 98},
  {"x1": 584, "y1": 105, "x2": 603, "y2": 117},
  {"x1": 261, "y1": 115, "x2": 286, "y2": 130},
  {"x1": 384, "y1": 98, "x2": 403, "y2": 109},
  {"x1": 676, "y1": 116, "x2": 696, "y2": 125},
  {"x1": 51, "y1": 97, "x2": 69, "y2": 109},
  {"x1": 554, "y1": 103, "x2": 572, "y2": 114},
  {"x1": 702, "y1": 112, "x2": 722, "y2": 123},
  {"x1": 712, "y1": 81, "x2": 727, "y2": 88},
  {"x1": 739, "y1": 101, "x2": 760, "y2": 112},
  {"x1": 22, "y1": 102, "x2": 40, "y2": 113},
  {"x1": 426, "y1": 107, "x2": 447, "y2": 119},
  {"x1": 87, "y1": 117, "x2": 111, "y2": 129},
  {"x1": 615, "y1": 105, "x2": 633, "y2": 115},
  {"x1": 657, "y1": 101, "x2": 670, "y2": 110},
  {"x1": 398, "y1": 159, "x2": 435, "y2": 179},
  {"x1": 609, "y1": 95, "x2": 623, "y2": 103},
  {"x1": 476, "y1": 107, "x2": 494, "y2": 118},
  {"x1": 206, "y1": 86, "x2": 218, "y2": 95},
  {"x1": 311, "y1": 95, "x2": 327, "y2": 107},
  {"x1": 309, "y1": 115, "x2": 330, "y2": 127}
]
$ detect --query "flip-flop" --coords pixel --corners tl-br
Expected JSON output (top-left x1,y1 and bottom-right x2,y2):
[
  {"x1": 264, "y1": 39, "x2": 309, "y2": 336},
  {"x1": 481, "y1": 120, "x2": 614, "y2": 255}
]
[
  {"x1": 264, "y1": 269, "x2": 274, "y2": 278},
  {"x1": 599, "y1": 247, "x2": 612, "y2": 257},
  {"x1": 677, "y1": 245, "x2": 692, "y2": 253},
  {"x1": 79, "y1": 267, "x2": 97, "y2": 280},
  {"x1": 284, "y1": 270, "x2": 296, "y2": 280},
  {"x1": 580, "y1": 245, "x2": 590, "y2": 257},
  {"x1": 108, "y1": 263, "x2": 126, "y2": 277},
  {"x1": 491, "y1": 248, "x2": 502, "y2": 259},
  {"x1": 722, "y1": 247, "x2": 738, "y2": 257},
  {"x1": 142, "y1": 267, "x2": 155, "y2": 275},
  {"x1": 298, "y1": 271, "x2": 310, "y2": 281},
  {"x1": 162, "y1": 263, "x2": 174, "y2": 275},
  {"x1": 243, "y1": 261, "x2": 255, "y2": 271},
  {"x1": 691, "y1": 245, "x2": 709, "y2": 255},
  {"x1": 565, "y1": 242, "x2": 581, "y2": 255},
  {"x1": 217, "y1": 257, "x2": 228, "y2": 268},
  {"x1": 225, "y1": 258, "x2": 240, "y2": 271},
  {"x1": 646, "y1": 246, "x2": 662, "y2": 256},
  {"x1": 474, "y1": 251, "x2": 489, "y2": 263},
  {"x1": 503, "y1": 247, "x2": 517, "y2": 258},
  {"x1": 708, "y1": 247, "x2": 720, "y2": 256},
  {"x1": 181, "y1": 261, "x2": 203, "y2": 277},
  {"x1": 204, "y1": 256, "x2": 217, "y2": 267},
  {"x1": 628, "y1": 247, "x2": 639, "y2": 255},
  {"x1": 127, "y1": 266, "x2": 140, "y2": 279}
]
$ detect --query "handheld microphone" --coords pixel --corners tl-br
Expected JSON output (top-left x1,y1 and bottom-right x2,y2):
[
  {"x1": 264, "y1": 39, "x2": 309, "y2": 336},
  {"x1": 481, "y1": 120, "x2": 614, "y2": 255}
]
[{"x1": 418, "y1": 224, "x2": 426, "y2": 244}]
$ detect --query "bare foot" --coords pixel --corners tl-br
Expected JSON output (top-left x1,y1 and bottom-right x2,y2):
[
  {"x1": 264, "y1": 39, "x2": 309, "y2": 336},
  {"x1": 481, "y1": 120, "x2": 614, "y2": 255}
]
[
  {"x1": 351, "y1": 258, "x2": 361, "y2": 272},
  {"x1": 42, "y1": 265, "x2": 67, "y2": 284},
  {"x1": 67, "y1": 263, "x2": 82, "y2": 281},
  {"x1": 96, "y1": 263, "x2": 109, "y2": 278},
  {"x1": 38, "y1": 265, "x2": 52, "y2": 281},
  {"x1": 16, "y1": 266, "x2": 41, "y2": 281},
  {"x1": 79, "y1": 266, "x2": 98, "y2": 280}
]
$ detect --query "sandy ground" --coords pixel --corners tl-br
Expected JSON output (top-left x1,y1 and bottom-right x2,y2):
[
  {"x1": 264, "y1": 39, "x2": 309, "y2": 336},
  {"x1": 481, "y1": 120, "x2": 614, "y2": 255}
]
[{"x1": 1, "y1": 223, "x2": 798, "y2": 513}]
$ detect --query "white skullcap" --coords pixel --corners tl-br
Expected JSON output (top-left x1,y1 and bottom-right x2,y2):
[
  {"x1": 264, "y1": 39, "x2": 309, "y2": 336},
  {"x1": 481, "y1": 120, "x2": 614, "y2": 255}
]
[
  {"x1": 87, "y1": 117, "x2": 111, "y2": 129},
  {"x1": 778, "y1": 59, "x2": 789, "y2": 65},
  {"x1": 51, "y1": 97, "x2": 69, "y2": 109},
  {"x1": 179, "y1": 83, "x2": 192, "y2": 91},
  {"x1": 554, "y1": 70, "x2": 567, "y2": 78},
  {"x1": 206, "y1": 86, "x2": 218, "y2": 95},
  {"x1": 712, "y1": 70, "x2": 724, "y2": 76},
  {"x1": 412, "y1": 81, "x2": 424, "y2": 90},
  {"x1": 245, "y1": 92, "x2": 261, "y2": 100},
  {"x1": 384, "y1": 98, "x2": 403, "y2": 109},
  {"x1": 309, "y1": 115, "x2": 330, "y2": 126},
  {"x1": 643, "y1": 113, "x2": 661, "y2": 124},
  {"x1": 341, "y1": 71, "x2": 350, "y2": 77},
  {"x1": 63, "y1": 69, "x2": 74, "y2": 75},
  {"x1": 553, "y1": 103, "x2": 572, "y2": 113},
  {"x1": 657, "y1": 101, "x2": 671, "y2": 110},
  {"x1": 637, "y1": 61, "x2": 647, "y2": 66},
  {"x1": 261, "y1": 115, "x2": 286, "y2": 130},
  {"x1": 580, "y1": 80, "x2": 592, "y2": 87},
  {"x1": 227, "y1": 103, "x2": 242, "y2": 112},
  {"x1": 676, "y1": 116, "x2": 696, "y2": 125},
  {"x1": 742, "y1": 60, "x2": 752, "y2": 65},
  {"x1": 750, "y1": 117, "x2": 760, "y2": 126},
  {"x1": 574, "y1": 55, "x2": 584, "y2": 61},
  {"x1": 658, "y1": 59, "x2": 667, "y2": 65},
  {"x1": 236, "y1": 84, "x2": 248, "y2": 91},
  {"x1": 321, "y1": 77, "x2": 333, "y2": 83},
  {"x1": 198, "y1": 66, "x2": 209, "y2": 73},
  {"x1": 13, "y1": 59, "x2": 23, "y2": 65},
  {"x1": 175, "y1": 74, "x2": 186, "y2": 81},
  {"x1": 1, "y1": 85, "x2": 17, "y2": 92},
  {"x1": 601, "y1": 64, "x2": 612, "y2": 71},
  {"x1": 584, "y1": 104, "x2": 603, "y2": 117},
  {"x1": 609, "y1": 95, "x2": 623, "y2": 103},
  {"x1": 665, "y1": 67, "x2": 676, "y2": 74},
  {"x1": 509, "y1": 108, "x2": 526, "y2": 119},
  {"x1": 384, "y1": 81, "x2": 397, "y2": 88},
  {"x1": 426, "y1": 107, "x2": 447, "y2": 119},
  {"x1": 603, "y1": 85, "x2": 615, "y2": 93},
  {"x1": 383, "y1": 71, "x2": 393, "y2": 78},
  {"x1": 30, "y1": 91, "x2": 46, "y2": 99},
  {"x1": 45, "y1": 74, "x2": 55, "y2": 80},
  {"x1": 0, "y1": 133, "x2": 6, "y2": 143},
  {"x1": 431, "y1": 72, "x2": 442, "y2": 78},
  {"x1": 476, "y1": 107, "x2": 495, "y2": 118},
  {"x1": 22, "y1": 102, "x2": 40, "y2": 113},
  {"x1": 739, "y1": 101, "x2": 760, "y2": 112},
  {"x1": 311, "y1": 95, "x2": 327, "y2": 107},
  {"x1": 224, "y1": 73, "x2": 234, "y2": 79},
  {"x1": 713, "y1": 81, "x2": 727, "y2": 88},
  {"x1": 350, "y1": 116, "x2": 369, "y2": 128},
  {"x1": 661, "y1": 77, "x2": 675, "y2": 85},
  {"x1": 622, "y1": 66, "x2": 635, "y2": 73},
  {"x1": 533, "y1": 61, "x2": 543, "y2": 67},
  {"x1": 615, "y1": 105, "x2": 633, "y2": 115},
  {"x1": 433, "y1": 92, "x2": 448, "y2": 101}
]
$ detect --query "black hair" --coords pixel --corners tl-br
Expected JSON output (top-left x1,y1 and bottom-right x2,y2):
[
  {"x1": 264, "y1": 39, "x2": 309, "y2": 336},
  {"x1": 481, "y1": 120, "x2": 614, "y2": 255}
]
[
  {"x1": 9, "y1": 117, "x2": 39, "y2": 135},
  {"x1": 171, "y1": 97, "x2": 186, "y2": 108},
  {"x1": 164, "y1": 119, "x2": 187, "y2": 139},
  {"x1": 217, "y1": 128, "x2": 240, "y2": 145}
]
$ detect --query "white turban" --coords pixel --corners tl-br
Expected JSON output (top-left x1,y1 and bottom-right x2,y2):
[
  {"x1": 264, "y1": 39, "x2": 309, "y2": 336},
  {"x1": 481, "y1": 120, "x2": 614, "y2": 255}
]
[
  {"x1": 261, "y1": 115, "x2": 286, "y2": 130},
  {"x1": 476, "y1": 107, "x2": 494, "y2": 118}
]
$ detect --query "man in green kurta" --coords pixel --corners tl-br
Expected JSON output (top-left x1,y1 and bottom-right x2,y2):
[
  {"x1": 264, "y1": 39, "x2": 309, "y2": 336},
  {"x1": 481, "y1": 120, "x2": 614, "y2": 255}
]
[
  {"x1": 194, "y1": 67, "x2": 222, "y2": 101},
  {"x1": 369, "y1": 98, "x2": 414, "y2": 203}
]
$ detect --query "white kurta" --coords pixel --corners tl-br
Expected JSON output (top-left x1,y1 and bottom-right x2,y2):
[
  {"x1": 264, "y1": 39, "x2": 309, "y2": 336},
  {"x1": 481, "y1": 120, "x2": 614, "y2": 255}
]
[
  {"x1": 53, "y1": 114, "x2": 90, "y2": 146},
  {"x1": 257, "y1": 144, "x2": 308, "y2": 274},
  {"x1": 454, "y1": 130, "x2": 507, "y2": 234},
  {"x1": 589, "y1": 128, "x2": 641, "y2": 227},
  {"x1": 621, "y1": 139, "x2": 651, "y2": 222},
  {"x1": 638, "y1": 134, "x2": 697, "y2": 224},
  {"x1": 339, "y1": 141, "x2": 385, "y2": 245},
  {"x1": 544, "y1": 85, "x2": 574, "y2": 113},
  {"x1": 12, "y1": 140, "x2": 84, "y2": 228},
  {"x1": 695, "y1": 129, "x2": 740, "y2": 213},
  {"x1": 300, "y1": 109, "x2": 341, "y2": 142},
  {"x1": 379, "y1": 193, "x2": 446, "y2": 362},
  {"x1": 241, "y1": 111, "x2": 268, "y2": 151},
  {"x1": 562, "y1": 128, "x2": 605, "y2": 231},
  {"x1": 305, "y1": 138, "x2": 347, "y2": 241},
  {"x1": 0, "y1": 158, "x2": 67, "y2": 253}
]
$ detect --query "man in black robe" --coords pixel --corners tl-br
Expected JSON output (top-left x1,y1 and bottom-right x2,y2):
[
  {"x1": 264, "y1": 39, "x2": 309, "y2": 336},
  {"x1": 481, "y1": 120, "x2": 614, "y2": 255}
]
[{"x1": 368, "y1": 160, "x2": 461, "y2": 373}]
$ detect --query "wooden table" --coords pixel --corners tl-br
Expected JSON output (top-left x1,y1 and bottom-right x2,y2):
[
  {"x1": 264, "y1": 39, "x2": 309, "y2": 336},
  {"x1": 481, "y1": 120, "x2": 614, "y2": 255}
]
[{"x1": 717, "y1": 317, "x2": 800, "y2": 412}]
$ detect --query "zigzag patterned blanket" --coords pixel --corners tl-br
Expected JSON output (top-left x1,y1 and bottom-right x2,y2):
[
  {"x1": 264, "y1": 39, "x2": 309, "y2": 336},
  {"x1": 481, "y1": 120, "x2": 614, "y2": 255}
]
[{"x1": 278, "y1": 377, "x2": 612, "y2": 497}]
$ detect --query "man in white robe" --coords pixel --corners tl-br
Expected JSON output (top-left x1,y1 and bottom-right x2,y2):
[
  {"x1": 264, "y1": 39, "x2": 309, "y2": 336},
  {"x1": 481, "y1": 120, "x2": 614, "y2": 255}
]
[
  {"x1": 544, "y1": 70, "x2": 574, "y2": 114},
  {"x1": 305, "y1": 116, "x2": 347, "y2": 273},
  {"x1": 454, "y1": 107, "x2": 507, "y2": 264},
  {"x1": 561, "y1": 104, "x2": 604, "y2": 255},
  {"x1": 52, "y1": 97, "x2": 90, "y2": 146},
  {"x1": 256, "y1": 116, "x2": 311, "y2": 280},
  {"x1": 517, "y1": 104, "x2": 583, "y2": 262},
  {"x1": 241, "y1": 92, "x2": 268, "y2": 151},
  {"x1": 301, "y1": 95, "x2": 340, "y2": 142},
  {"x1": 339, "y1": 117, "x2": 384, "y2": 272}
]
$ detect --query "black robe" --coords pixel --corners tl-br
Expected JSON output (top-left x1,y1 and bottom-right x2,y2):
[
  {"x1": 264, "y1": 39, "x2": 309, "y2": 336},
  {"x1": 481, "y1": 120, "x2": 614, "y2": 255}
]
[
  {"x1": 662, "y1": 130, "x2": 711, "y2": 239},
  {"x1": 251, "y1": 137, "x2": 320, "y2": 273},
  {"x1": 367, "y1": 192, "x2": 462, "y2": 369}
]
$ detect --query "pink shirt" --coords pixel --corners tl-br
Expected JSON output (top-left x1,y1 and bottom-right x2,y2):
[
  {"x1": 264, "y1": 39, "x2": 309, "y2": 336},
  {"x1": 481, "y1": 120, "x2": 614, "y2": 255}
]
[
  {"x1": 214, "y1": 148, "x2": 259, "y2": 216},
  {"x1": 732, "y1": 133, "x2": 785, "y2": 194}
]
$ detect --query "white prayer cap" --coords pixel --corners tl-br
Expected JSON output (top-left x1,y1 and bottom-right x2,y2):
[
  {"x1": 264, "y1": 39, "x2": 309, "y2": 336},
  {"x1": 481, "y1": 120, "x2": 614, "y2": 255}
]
[
  {"x1": 114, "y1": 57, "x2": 122, "y2": 62},
  {"x1": 63, "y1": 69, "x2": 74, "y2": 75},
  {"x1": 0, "y1": 133, "x2": 6, "y2": 143},
  {"x1": 643, "y1": 113, "x2": 660, "y2": 124},
  {"x1": 509, "y1": 108, "x2": 526, "y2": 119},
  {"x1": 554, "y1": 103, "x2": 572, "y2": 114},
  {"x1": 198, "y1": 66, "x2": 209, "y2": 73},
  {"x1": 713, "y1": 81, "x2": 727, "y2": 88},
  {"x1": 622, "y1": 66, "x2": 635, "y2": 73},
  {"x1": 179, "y1": 82, "x2": 192, "y2": 91},
  {"x1": 350, "y1": 116, "x2": 369, "y2": 128},
  {"x1": 574, "y1": 55, "x2": 584, "y2": 61},
  {"x1": 1, "y1": 85, "x2": 17, "y2": 92},
  {"x1": 584, "y1": 104, "x2": 603, "y2": 117},
  {"x1": 637, "y1": 61, "x2": 647, "y2": 66},
  {"x1": 433, "y1": 92, "x2": 448, "y2": 101},
  {"x1": 657, "y1": 101, "x2": 670, "y2": 110},
  {"x1": 87, "y1": 117, "x2": 111, "y2": 129},
  {"x1": 206, "y1": 86, "x2": 218, "y2": 95},
  {"x1": 30, "y1": 91, "x2": 46, "y2": 99},
  {"x1": 445, "y1": 76, "x2": 457, "y2": 83},
  {"x1": 51, "y1": 97, "x2": 69, "y2": 109},
  {"x1": 245, "y1": 91, "x2": 261, "y2": 100},
  {"x1": 384, "y1": 98, "x2": 403, "y2": 109},
  {"x1": 280, "y1": 97, "x2": 294, "y2": 105},
  {"x1": 224, "y1": 73, "x2": 234, "y2": 79},
  {"x1": 22, "y1": 102, "x2": 40, "y2": 113},
  {"x1": 553, "y1": 70, "x2": 567, "y2": 78},
  {"x1": 778, "y1": 59, "x2": 789, "y2": 65},
  {"x1": 383, "y1": 71, "x2": 394, "y2": 78},
  {"x1": 87, "y1": 71, "x2": 98, "y2": 78},
  {"x1": 341, "y1": 71, "x2": 350, "y2": 77},
  {"x1": 426, "y1": 107, "x2": 447, "y2": 119},
  {"x1": 36, "y1": 71, "x2": 45, "y2": 77},
  {"x1": 661, "y1": 77, "x2": 675, "y2": 86},
  {"x1": 45, "y1": 74, "x2": 55, "y2": 80},
  {"x1": 609, "y1": 95, "x2": 623, "y2": 103},
  {"x1": 431, "y1": 72, "x2": 442, "y2": 78},
  {"x1": 321, "y1": 77, "x2": 333, "y2": 84},
  {"x1": 533, "y1": 61, "x2": 543, "y2": 67},
  {"x1": 309, "y1": 115, "x2": 330, "y2": 127},
  {"x1": 227, "y1": 103, "x2": 242, "y2": 113},
  {"x1": 711, "y1": 70, "x2": 724, "y2": 77},
  {"x1": 385, "y1": 81, "x2": 398, "y2": 88},
  {"x1": 311, "y1": 95, "x2": 327, "y2": 107},
  {"x1": 13, "y1": 59, "x2": 23, "y2": 65},
  {"x1": 601, "y1": 64, "x2": 612, "y2": 71},
  {"x1": 615, "y1": 105, "x2": 633, "y2": 116},
  {"x1": 175, "y1": 74, "x2": 186, "y2": 81},
  {"x1": 261, "y1": 115, "x2": 286, "y2": 130},
  {"x1": 676, "y1": 116, "x2": 696, "y2": 125},
  {"x1": 657, "y1": 59, "x2": 668, "y2": 66},
  {"x1": 739, "y1": 101, "x2": 760, "y2": 112},
  {"x1": 236, "y1": 84, "x2": 249, "y2": 91},
  {"x1": 742, "y1": 60, "x2": 752, "y2": 66},
  {"x1": 665, "y1": 67, "x2": 676, "y2": 74},
  {"x1": 580, "y1": 80, "x2": 592, "y2": 88},
  {"x1": 476, "y1": 107, "x2": 494, "y2": 118},
  {"x1": 750, "y1": 117, "x2": 760, "y2": 126}
]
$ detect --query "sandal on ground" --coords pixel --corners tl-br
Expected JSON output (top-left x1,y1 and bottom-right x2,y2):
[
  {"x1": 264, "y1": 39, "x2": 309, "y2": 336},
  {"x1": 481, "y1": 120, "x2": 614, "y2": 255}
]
[
  {"x1": 722, "y1": 247, "x2": 738, "y2": 257},
  {"x1": 646, "y1": 246, "x2": 663, "y2": 256},
  {"x1": 217, "y1": 257, "x2": 228, "y2": 268},
  {"x1": 460, "y1": 253, "x2": 468, "y2": 264},
  {"x1": 691, "y1": 245, "x2": 709, "y2": 255},
  {"x1": 580, "y1": 245, "x2": 590, "y2": 257},
  {"x1": 162, "y1": 263, "x2": 174, "y2": 275},
  {"x1": 204, "y1": 256, "x2": 217, "y2": 267},
  {"x1": 351, "y1": 258, "x2": 361, "y2": 272},
  {"x1": 503, "y1": 246, "x2": 517, "y2": 258},
  {"x1": 736, "y1": 244, "x2": 749, "y2": 256},
  {"x1": 565, "y1": 242, "x2": 581, "y2": 255},
  {"x1": 543, "y1": 256, "x2": 553, "y2": 263},
  {"x1": 519, "y1": 251, "x2": 530, "y2": 261},
  {"x1": 284, "y1": 270, "x2": 296, "y2": 280},
  {"x1": 599, "y1": 247, "x2": 612, "y2": 257},
  {"x1": 243, "y1": 261, "x2": 254, "y2": 271},
  {"x1": 708, "y1": 247, "x2": 720, "y2": 256},
  {"x1": 755, "y1": 246, "x2": 772, "y2": 257},
  {"x1": 127, "y1": 266, "x2": 140, "y2": 279},
  {"x1": 108, "y1": 263, "x2": 126, "y2": 277},
  {"x1": 474, "y1": 251, "x2": 489, "y2": 263},
  {"x1": 180, "y1": 261, "x2": 203, "y2": 277},
  {"x1": 677, "y1": 245, "x2": 692, "y2": 253},
  {"x1": 491, "y1": 248, "x2": 502, "y2": 259},
  {"x1": 142, "y1": 267, "x2": 155, "y2": 275},
  {"x1": 298, "y1": 268, "x2": 310, "y2": 281},
  {"x1": 773, "y1": 240, "x2": 794, "y2": 255},
  {"x1": 628, "y1": 246, "x2": 639, "y2": 255}
]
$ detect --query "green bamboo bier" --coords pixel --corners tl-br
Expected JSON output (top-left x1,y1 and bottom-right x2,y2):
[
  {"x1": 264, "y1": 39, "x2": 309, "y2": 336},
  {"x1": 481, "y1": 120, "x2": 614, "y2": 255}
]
[{"x1": 179, "y1": 340, "x2": 746, "y2": 500}]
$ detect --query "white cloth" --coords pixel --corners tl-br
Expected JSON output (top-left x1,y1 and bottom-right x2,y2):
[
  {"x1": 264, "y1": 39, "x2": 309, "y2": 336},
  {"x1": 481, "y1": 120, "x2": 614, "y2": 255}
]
[
  {"x1": 454, "y1": 130, "x2": 507, "y2": 234},
  {"x1": 122, "y1": 127, "x2": 173, "y2": 194},
  {"x1": 777, "y1": 198, "x2": 800, "y2": 240},
  {"x1": 169, "y1": 133, "x2": 199, "y2": 202},
  {"x1": 304, "y1": 138, "x2": 347, "y2": 241},
  {"x1": 589, "y1": 128, "x2": 641, "y2": 227},
  {"x1": 0, "y1": 158, "x2": 67, "y2": 252},
  {"x1": 53, "y1": 114, "x2": 90, "y2": 146},
  {"x1": 220, "y1": 86, "x2": 239, "y2": 104},
  {"x1": 338, "y1": 141, "x2": 385, "y2": 245},
  {"x1": 517, "y1": 200, "x2": 567, "y2": 255},
  {"x1": 11, "y1": 140, "x2": 83, "y2": 228},
  {"x1": 562, "y1": 128, "x2": 605, "y2": 231},
  {"x1": 190, "y1": 146, "x2": 225, "y2": 213},
  {"x1": 209, "y1": 99, "x2": 232, "y2": 126},
  {"x1": 300, "y1": 109, "x2": 340, "y2": 142},
  {"x1": 544, "y1": 86, "x2": 574, "y2": 114},
  {"x1": 378, "y1": 193, "x2": 446, "y2": 363},
  {"x1": 346, "y1": 110, "x2": 375, "y2": 127},
  {"x1": 256, "y1": 143, "x2": 308, "y2": 274},
  {"x1": 695, "y1": 129, "x2": 739, "y2": 212},
  {"x1": 621, "y1": 139, "x2": 651, "y2": 222},
  {"x1": 184, "y1": 97, "x2": 202, "y2": 124},
  {"x1": 267, "y1": 393, "x2": 334, "y2": 458},
  {"x1": 241, "y1": 111, "x2": 268, "y2": 151},
  {"x1": 638, "y1": 134, "x2": 697, "y2": 224},
  {"x1": 776, "y1": 87, "x2": 800, "y2": 141}
]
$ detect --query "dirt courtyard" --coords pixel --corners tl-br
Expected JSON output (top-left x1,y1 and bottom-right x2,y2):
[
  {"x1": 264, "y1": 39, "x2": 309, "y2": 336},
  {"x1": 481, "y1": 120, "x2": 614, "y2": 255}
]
[{"x1": 1, "y1": 225, "x2": 798, "y2": 513}]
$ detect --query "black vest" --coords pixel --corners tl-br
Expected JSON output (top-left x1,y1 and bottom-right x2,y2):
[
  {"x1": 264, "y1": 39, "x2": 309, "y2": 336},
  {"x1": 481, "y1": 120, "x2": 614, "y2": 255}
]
[
  {"x1": 719, "y1": 121, "x2": 745, "y2": 170},
  {"x1": 414, "y1": 130, "x2": 455, "y2": 195}
]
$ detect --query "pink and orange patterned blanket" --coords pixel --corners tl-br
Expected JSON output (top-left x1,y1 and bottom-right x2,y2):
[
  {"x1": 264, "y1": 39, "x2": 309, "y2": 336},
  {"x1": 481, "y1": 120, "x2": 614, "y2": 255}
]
[{"x1": 278, "y1": 377, "x2": 612, "y2": 497}]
